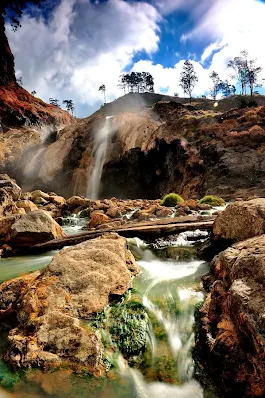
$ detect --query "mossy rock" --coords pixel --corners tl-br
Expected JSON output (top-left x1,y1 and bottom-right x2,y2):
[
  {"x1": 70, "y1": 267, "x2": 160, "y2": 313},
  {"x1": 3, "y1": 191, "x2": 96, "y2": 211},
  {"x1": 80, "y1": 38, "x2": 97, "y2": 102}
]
[
  {"x1": 160, "y1": 193, "x2": 184, "y2": 207},
  {"x1": 109, "y1": 301, "x2": 148, "y2": 358},
  {"x1": 0, "y1": 359, "x2": 22, "y2": 389},
  {"x1": 153, "y1": 246, "x2": 196, "y2": 261},
  {"x1": 199, "y1": 195, "x2": 225, "y2": 207}
]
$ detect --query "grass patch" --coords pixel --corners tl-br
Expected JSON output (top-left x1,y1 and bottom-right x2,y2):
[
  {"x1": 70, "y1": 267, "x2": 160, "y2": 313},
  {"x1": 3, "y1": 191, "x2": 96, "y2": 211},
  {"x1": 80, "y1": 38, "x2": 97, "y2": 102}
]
[
  {"x1": 199, "y1": 195, "x2": 225, "y2": 207},
  {"x1": 160, "y1": 193, "x2": 184, "y2": 207}
]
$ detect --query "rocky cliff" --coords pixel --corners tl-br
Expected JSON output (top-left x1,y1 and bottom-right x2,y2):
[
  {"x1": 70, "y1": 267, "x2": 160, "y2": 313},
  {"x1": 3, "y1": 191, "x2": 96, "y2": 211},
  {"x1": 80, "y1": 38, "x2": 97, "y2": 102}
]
[{"x1": 1, "y1": 92, "x2": 265, "y2": 199}]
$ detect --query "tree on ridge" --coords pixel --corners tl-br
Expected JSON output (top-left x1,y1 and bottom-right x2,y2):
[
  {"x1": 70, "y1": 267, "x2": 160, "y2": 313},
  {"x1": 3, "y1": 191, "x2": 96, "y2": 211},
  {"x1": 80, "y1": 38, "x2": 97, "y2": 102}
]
[
  {"x1": 228, "y1": 51, "x2": 262, "y2": 96},
  {"x1": 99, "y1": 85, "x2": 106, "y2": 104},
  {"x1": 63, "y1": 100, "x2": 75, "y2": 116},
  {"x1": 179, "y1": 60, "x2": 198, "y2": 103}
]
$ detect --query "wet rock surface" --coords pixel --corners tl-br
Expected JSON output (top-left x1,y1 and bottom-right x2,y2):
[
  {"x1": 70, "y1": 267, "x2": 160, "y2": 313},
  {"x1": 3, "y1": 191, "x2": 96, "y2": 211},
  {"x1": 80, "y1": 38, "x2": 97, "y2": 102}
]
[
  {"x1": 0, "y1": 234, "x2": 139, "y2": 374},
  {"x1": 212, "y1": 198, "x2": 265, "y2": 243},
  {"x1": 196, "y1": 234, "x2": 265, "y2": 397}
]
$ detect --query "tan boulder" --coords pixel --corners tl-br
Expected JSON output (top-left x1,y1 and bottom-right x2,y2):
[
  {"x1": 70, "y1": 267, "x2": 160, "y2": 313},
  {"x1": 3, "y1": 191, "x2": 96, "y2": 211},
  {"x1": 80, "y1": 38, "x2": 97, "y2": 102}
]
[
  {"x1": 0, "y1": 215, "x2": 21, "y2": 239},
  {"x1": 106, "y1": 206, "x2": 122, "y2": 218},
  {"x1": 16, "y1": 200, "x2": 38, "y2": 213},
  {"x1": 11, "y1": 207, "x2": 26, "y2": 216},
  {"x1": 183, "y1": 199, "x2": 198, "y2": 211},
  {"x1": 155, "y1": 207, "x2": 173, "y2": 218},
  {"x1": 33, "y1": 197, "x2": 49, "y2": 205},
  {"x1": 0, "y1": 174, "x2": 21, "y2": 201},
  {"x1": 2, "y1": 234, "x2": 139, "y2": 373},
  {"x1": 66, "y1": 196, "x2": 91, "y2": 209},
  {"x1": 31, "y1": 190, "x2": 50, "y2": 201},
  {"x1": 9, "y1": 210, "x2": 67, "y2": 247},
  {"x1": 89, "y1": 211, "x2": 110, "y2": 229},
  {"x1": 212, "y1": 198, "x2": 265, "y2": 242},
  {"x1": 49, "y1": 195, "x2": 66, "y2": 206}
]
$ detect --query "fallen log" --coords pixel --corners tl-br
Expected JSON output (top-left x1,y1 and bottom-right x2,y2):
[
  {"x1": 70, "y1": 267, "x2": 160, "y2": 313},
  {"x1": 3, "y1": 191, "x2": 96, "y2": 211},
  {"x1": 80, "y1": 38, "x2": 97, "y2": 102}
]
[{"x1": 30, "y1": 216, "x2": 215, "y2": 253}]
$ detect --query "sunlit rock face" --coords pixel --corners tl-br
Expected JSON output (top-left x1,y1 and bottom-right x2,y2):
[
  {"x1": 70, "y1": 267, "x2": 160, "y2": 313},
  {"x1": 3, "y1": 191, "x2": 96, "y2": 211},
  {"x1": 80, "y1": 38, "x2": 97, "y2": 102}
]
[
  {"x1": 0, "y1": 234, "x2": 139, "y2": 374},
  {"x1": 2, "y1": 93, "x2": 265, "y2": 200},
  {"x1": 196, "y1": 234, "x2": 265, "y2": 398}
]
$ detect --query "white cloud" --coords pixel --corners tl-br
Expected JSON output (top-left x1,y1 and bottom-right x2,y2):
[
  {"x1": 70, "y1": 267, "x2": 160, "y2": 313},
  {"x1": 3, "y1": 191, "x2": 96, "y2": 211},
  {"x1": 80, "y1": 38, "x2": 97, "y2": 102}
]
[
  {"x1": 7, "y1": 0, "x2": 161, "y2": 116},
  {"x1": 132, "y1": 59, "x2": 211, "y2": 97},
  {"x1": 7, "y1": 0, "x2": 265, "y2": 117},
  {"x1": 184, "y1": 0, "x2": 265, "y2": 84}
]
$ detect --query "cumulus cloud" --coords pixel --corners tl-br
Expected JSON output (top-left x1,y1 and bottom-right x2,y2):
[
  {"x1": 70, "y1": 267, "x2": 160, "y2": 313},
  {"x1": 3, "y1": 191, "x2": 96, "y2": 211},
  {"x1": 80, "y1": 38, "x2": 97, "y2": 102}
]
[
  {"x1": 7, "y1": 0, "x2": 265, "y2": 117},
  {"x1": 7, "y1": 0, "x2": 161, "y2": 116},
  {"x1": 132, "y1": 59, "x2": 211, "y2": 97},
  {"x1": 183, "y1": 0, "x2": 265, "y2": 84}
]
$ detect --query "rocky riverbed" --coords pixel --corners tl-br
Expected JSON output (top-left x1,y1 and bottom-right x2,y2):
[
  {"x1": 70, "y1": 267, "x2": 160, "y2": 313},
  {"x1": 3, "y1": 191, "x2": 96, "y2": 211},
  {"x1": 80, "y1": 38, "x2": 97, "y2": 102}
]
[{"x1": 2, "y1": 173, "x2": 265, "y2": 397}]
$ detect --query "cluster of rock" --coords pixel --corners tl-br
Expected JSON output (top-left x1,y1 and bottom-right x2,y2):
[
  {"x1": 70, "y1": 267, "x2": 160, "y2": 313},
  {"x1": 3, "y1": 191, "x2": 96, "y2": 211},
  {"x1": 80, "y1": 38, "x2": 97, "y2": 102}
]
[
  {"x1": 0, "y1": 173, "x2": 218, "y2": 254},
  {"x1": 0, "y1": 234, "x2": 140, "y2": 374},
  {"x1": 196, "y1": 198, "x2": 265, "y2": 397}
]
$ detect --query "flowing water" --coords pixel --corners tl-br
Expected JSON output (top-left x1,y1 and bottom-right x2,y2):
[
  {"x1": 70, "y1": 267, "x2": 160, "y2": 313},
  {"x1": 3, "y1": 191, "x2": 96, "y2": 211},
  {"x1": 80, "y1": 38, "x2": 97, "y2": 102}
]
[
  {"x1": 0, "y1": 236, "x2": 218, "y2": 398},
  {"x1": 62, "y1": 213, "x2": 88, "y2": 235},
  {"x1": 87, "y1": 116, "x2": 114, "y2": 200},
  {"x1": 23, "y1": 147, "x2": 46, "y2": 178}
]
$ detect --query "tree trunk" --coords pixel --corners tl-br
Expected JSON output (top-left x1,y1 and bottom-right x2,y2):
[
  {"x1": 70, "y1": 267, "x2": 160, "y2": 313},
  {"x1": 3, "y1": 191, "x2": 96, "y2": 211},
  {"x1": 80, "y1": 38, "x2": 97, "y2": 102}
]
[{"x1": 0, "y1": 15, "x2": 16, "y2": 86}]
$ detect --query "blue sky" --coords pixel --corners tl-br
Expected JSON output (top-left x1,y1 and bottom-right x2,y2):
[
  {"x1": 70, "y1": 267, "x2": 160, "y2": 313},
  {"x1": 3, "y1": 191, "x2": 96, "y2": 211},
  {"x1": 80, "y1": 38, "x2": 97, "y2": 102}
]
[{"x1": 6, "y1": 0, "x2": 265, "y2": 117}]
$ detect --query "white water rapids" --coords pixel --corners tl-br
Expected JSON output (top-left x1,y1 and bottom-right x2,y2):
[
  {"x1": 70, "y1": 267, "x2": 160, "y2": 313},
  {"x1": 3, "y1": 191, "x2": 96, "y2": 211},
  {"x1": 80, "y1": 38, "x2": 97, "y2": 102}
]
[{"x1": 116, "y1": 238, "x2": 210, "y2": 398}]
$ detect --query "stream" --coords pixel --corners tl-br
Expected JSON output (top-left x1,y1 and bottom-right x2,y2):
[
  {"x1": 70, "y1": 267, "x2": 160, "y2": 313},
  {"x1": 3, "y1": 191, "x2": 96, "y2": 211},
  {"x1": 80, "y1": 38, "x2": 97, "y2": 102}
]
[{"x1": 0, "y1": 229, "x2": 218, "y2": 398}]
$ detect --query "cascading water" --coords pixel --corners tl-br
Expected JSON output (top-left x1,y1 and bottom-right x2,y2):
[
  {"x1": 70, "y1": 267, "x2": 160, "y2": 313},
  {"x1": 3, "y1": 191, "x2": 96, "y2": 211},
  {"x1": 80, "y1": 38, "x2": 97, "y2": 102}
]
[
  {"x1": 0, "y1": 235, "x2": 218, "y2": 397},
  {"x1": 118, "y1": 239, "x2": 208, "y2": 397},
  {"x1": 24, "y1": 146, "x2": 46, "y2": 177},
  {"x1": 87, "y1": 116, "x2": 113, "y2": 200}
]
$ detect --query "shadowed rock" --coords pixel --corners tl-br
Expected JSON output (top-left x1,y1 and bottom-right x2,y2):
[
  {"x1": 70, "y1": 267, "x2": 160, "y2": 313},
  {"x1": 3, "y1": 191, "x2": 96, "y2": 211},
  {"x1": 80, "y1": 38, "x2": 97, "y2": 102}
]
[
  {"x1": 196, "y1": 234, "x2": 265, "y2": 397},
  {"x1": 0, "y1": 234, "x2": 139, "y2": 374}
]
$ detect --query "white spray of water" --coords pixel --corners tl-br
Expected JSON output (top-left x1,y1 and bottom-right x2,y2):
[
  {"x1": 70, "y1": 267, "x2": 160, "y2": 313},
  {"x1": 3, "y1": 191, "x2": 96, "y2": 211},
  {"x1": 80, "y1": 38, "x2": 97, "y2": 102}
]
[
  {"x1": 23, "y1": 124, "x2": 60, "y2": 179},
  {"x1": 87, "y1": 116, "x2": 113, "y2": 200},
  {"x1": 24, "y1": 146, "x2": 46, "y2": 178}
]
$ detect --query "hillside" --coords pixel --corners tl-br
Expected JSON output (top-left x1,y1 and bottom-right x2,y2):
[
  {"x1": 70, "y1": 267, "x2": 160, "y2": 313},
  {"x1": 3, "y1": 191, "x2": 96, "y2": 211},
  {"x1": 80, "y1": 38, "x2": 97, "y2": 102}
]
[{"x1": 0, "y1": 91, "x2": 265, "y2": 200}]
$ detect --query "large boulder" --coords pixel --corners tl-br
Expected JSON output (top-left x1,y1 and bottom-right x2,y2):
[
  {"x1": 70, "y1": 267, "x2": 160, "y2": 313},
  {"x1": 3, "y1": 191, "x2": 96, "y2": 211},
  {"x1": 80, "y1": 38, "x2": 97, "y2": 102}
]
[
  {"x1": 196, "y1": 234, "x2": 265, "y2": 397},
  {"x1": 16, "y1": 200, "x2": 38, "y2": 213},
  {"x1": 9, "y1": 210, "x2": 66, "y2": 247},
  {"x1": 0, "y1": 174, "x2": 21, "y2": 201},
  {"x1": 66, "y1": 196, "x2": 91, "y2": 209},
  {"x1": 89, "y1": 211, "x2": 110, "y2": 229},
  {"x1": 212, "y1": 199, "x2": 265, "y2": 243},
  {"x1": 1, "y1": 234, "x2": 139, "y2": 373},
  {"x1": 0, "y1": 215, "x2": 21, "y2": 240}
]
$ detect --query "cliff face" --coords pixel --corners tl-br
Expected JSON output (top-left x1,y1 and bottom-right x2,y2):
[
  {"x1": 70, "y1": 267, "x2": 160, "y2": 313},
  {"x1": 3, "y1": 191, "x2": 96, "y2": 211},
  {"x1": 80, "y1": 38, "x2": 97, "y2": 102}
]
[
  {"x1": 1, "y1": 93, "x2": 265, "y2": 199},
  {"x1": 0, "y1": 15, "x2": 16, "y2": 86}
]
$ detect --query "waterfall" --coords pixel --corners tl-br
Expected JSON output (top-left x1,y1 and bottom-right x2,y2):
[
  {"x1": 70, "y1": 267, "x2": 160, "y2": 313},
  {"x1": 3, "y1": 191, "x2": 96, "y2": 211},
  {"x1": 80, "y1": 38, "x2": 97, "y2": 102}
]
[
  {"x1": 24, "y1": 146, "x2": 46, "y2": 178},
  {"x1": 87, "y1": 116, "x2": 113, "y2": 200}
]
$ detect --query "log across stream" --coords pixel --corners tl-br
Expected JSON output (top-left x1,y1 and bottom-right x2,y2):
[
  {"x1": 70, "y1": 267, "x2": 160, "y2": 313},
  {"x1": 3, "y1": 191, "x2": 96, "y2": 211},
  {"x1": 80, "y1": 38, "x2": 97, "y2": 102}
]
[{"x1": 30, "y1": 215, "x2": 216, "y2": 253}]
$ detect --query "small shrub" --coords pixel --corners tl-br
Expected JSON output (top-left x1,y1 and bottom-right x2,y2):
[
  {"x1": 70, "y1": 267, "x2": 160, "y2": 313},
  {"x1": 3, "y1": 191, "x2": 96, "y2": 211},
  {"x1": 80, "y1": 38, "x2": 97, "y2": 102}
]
[
  {"x1": 239, "y1": 98, "x2": 258, "y2": 109},
  {"x1": 199, "y1": 195, "x2": 225, "y2": 207},
  {"x1": 248, "y1": 99, "x2": 258, "y2": 108},
  {"x1": 160, "y1": 193, "x2": 184, "y2": 207}
]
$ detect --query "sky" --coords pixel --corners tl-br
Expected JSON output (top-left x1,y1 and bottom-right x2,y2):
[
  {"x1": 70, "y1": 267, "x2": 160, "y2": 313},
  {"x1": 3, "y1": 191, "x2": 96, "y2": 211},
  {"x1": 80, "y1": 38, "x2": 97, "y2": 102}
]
[{"x1": 6, "y1": 0, "x2": 265, "y2": 117}]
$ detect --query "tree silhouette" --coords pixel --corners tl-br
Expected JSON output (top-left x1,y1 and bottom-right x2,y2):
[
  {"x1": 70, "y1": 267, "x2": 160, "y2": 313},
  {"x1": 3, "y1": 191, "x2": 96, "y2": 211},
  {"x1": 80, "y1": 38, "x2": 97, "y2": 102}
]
[
  {"x1": 209, "y1": 71, "x2": 221, "y2": 100},
  {"x1": 49, "y1": 98, "x2": 60, "y2": 107},
  {"x1": 118, "y1": 72, "x2": 154, "y2": 94},
  {"x1": 179, "y1": 60, "x2": 198, "y2": 103},
  {"x1": 63, "y1": 100, "x2": 74, "y2": 116},
  {"x1": 99, "y1": 84, "x2": 106, "y2": 104}
]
